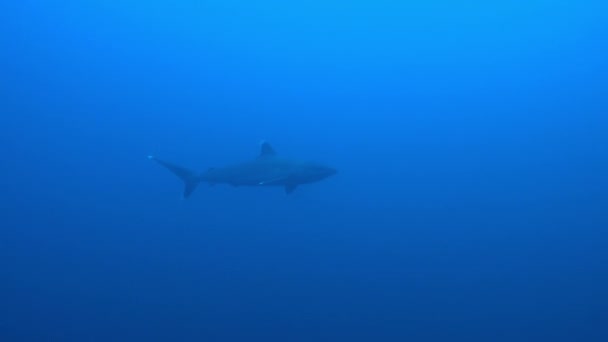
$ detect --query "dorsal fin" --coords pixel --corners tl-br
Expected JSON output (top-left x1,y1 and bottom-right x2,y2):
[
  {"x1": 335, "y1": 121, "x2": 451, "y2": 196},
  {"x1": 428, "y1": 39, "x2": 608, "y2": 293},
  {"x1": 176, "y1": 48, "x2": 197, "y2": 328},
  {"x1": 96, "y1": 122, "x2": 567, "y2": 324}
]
[{"x1": 259, "y1": 141, "x2": 276, "y2": 157}]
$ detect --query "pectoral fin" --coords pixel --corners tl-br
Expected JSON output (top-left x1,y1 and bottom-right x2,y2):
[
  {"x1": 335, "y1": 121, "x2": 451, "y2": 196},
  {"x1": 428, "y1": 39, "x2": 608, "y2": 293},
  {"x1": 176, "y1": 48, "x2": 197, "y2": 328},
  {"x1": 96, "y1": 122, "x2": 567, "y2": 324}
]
[{"x1": 285, "y1": 184, "x2": 297, "y2": 194}]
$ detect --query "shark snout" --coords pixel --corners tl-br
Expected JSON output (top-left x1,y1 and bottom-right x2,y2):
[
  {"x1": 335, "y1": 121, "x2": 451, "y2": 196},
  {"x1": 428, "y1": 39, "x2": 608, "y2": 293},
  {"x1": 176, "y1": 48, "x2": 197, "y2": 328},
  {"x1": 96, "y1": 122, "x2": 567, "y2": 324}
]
[
  {"x1": 304, "y1": 164, "x2": 337, "y2": 183},
  {"x1": 322, "y1": 166, "x2": 337, "y2": 178}
]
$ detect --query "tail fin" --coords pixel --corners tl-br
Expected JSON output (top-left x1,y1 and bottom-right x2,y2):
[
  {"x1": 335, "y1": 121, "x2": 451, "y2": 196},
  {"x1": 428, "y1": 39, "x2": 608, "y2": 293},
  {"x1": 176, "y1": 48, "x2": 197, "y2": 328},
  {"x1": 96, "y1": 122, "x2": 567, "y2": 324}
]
[{"x1": 148, "y1": 156, "x2": 200, "y2": 199}]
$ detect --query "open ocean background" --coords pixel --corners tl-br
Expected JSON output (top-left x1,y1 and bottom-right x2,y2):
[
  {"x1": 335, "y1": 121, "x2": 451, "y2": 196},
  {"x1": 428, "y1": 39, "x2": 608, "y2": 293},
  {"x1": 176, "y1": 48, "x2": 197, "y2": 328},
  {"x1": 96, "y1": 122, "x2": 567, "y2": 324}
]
[{"x1": 2, "y1": 0, "x2": 607, "y2": 341}]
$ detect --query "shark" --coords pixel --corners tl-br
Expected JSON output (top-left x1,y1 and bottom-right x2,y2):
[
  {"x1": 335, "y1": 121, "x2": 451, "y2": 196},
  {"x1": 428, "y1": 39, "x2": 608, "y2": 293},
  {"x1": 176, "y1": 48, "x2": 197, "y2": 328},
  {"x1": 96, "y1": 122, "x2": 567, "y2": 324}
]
[{"x1": 148, "y1": 142, "x2": 337, "y2": 198}]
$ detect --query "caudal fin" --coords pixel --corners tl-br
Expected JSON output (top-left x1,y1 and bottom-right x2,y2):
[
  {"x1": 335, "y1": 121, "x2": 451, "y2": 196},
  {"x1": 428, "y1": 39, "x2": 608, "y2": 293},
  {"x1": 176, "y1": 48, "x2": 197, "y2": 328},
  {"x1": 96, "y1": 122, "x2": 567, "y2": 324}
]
[{"x1": 148, "y1": 156, "x2": 200, "y2": 199}]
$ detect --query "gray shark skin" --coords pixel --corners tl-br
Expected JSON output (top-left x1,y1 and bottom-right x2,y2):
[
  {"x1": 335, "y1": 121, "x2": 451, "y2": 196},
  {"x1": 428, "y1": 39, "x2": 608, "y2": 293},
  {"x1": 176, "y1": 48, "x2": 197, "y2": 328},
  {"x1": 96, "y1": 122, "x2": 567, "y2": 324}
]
[{"x1": 149, "y1": 142, "x2": 337, "y2": 198}]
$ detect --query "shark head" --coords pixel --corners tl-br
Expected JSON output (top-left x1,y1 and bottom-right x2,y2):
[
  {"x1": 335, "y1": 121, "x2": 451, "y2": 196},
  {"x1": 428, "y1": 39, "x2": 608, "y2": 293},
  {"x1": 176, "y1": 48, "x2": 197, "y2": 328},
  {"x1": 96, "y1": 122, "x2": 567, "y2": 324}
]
[
  {"x1": 294, "y1": 162, "x2": 338, "y2": 184},
  {"x1": 257, "y1": 141, "x2": 337, "y2": 184}
]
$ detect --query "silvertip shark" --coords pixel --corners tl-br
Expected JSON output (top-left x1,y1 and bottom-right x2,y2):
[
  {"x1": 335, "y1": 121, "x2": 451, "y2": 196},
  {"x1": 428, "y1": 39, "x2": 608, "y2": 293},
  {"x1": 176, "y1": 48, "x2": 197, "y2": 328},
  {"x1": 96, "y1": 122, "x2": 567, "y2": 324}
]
[{"x1": 149, "y1": 141, "x2": 337, "y2": 198}]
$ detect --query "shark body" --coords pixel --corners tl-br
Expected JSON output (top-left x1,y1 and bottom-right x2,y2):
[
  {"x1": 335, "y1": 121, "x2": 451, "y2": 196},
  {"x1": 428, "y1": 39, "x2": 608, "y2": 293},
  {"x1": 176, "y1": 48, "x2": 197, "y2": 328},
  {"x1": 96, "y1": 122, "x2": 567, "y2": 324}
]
[{"x1": 149, "y1": 142, "x2": 337, "y2": 198}]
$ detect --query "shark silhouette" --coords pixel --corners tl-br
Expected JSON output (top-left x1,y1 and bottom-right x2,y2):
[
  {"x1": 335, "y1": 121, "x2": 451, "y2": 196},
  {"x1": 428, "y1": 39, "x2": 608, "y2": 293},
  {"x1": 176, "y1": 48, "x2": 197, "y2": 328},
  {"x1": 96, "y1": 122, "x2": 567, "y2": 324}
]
[{"x1": 149, "y1": 142, "x2": 337, "y2": 198}]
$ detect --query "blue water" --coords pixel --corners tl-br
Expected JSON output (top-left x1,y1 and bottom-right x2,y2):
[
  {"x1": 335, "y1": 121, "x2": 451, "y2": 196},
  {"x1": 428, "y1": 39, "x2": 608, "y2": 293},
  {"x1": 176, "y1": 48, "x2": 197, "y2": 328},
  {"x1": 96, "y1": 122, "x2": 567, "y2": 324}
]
[{"x1": 2, "y1": 1, "x2": 607, "y2": 341}]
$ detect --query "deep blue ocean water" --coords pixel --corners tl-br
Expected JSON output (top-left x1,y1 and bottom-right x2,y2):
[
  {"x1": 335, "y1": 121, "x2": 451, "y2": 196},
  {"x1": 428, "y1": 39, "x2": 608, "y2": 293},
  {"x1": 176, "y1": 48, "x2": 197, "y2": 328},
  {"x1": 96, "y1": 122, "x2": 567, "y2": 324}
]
[{"x1": 2, "y1": 1, "x2": 607, "y2": 341}]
